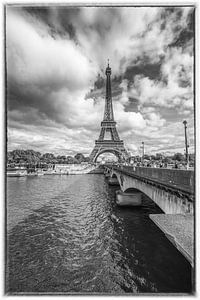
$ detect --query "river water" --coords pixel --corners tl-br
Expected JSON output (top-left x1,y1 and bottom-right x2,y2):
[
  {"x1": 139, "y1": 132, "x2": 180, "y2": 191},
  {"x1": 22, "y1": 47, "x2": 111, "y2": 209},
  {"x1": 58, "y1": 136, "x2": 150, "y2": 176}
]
[{"x1": 6, "y1": 174, "x2": 192, "y2": 294}]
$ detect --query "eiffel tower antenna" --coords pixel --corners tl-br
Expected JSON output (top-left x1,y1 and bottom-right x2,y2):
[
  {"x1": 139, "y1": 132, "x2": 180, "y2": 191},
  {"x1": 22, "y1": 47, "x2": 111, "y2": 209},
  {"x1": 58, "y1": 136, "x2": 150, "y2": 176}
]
[{"x1": 89, "y1": 62, "x2": 129, "y2": 163}]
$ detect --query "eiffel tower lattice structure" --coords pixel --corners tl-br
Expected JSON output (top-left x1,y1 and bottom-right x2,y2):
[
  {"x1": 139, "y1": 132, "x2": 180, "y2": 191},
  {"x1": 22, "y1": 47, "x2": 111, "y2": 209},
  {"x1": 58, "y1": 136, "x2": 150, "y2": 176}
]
[{"x1": 89, "y1": 61, "x2": 129, "y2": 163}]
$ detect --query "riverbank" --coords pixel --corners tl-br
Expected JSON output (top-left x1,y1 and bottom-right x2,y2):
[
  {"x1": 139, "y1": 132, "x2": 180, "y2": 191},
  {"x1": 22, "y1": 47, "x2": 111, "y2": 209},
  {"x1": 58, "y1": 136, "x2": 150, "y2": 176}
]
[
  {"x1": 7, "y1": 164, "x2": 104, "y2": 177},
  {"x1": 150, "y1": 214, "x2": 194, "y2": 267}
]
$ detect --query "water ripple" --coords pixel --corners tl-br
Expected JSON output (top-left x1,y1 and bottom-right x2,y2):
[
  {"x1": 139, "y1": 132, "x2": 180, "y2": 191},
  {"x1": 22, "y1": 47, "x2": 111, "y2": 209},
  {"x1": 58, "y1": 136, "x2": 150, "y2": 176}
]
[{"x1": 7, "y1": 174, "x2": 192, "y2": 294}]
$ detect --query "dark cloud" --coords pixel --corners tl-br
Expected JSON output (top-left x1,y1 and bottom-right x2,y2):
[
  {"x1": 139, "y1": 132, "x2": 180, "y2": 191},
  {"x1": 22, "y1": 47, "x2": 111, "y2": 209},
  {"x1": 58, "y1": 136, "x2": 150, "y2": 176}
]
[
  {"x1": 23, "y1": 7, "x2": 79, "y2": 41},
  {"x1": 171, "y1": 28, "x2": 193, "y2": 48},
  {"x1": 86, "y1": 74, "x2": 123, "y2": 101},
  {"x1": 22, "y1": 7, "x2": 123, "y2": 46},
  {"x1": 169, "y1": 9, "x2": 194, "y2": 48},
  {"x1": 8, "y1": 107, "x2": 57, "y2": 130},
  {"x1": 7, "y1": 80, "x2": 65, "y2": 126},
  {"x1": 161, "y1": 7, "x2": 182, "y2": 18},
  {"x1": 124, "y1": 97, "x2": 139, "y2": 112},
  {"x1": 50, "y1": 8, "x2": 79, "y2": 40},
  {"x1": 159, "y1": 107, "x2": 185, "y2": 122},
  {"x1": 94, "y1": 74, "x2": 105, "y2": 89},
  {"x1": 124, "y1": 62, "x2": 162, "y2": 81},
  {"x1": 159, "y1": 7, "x2": 183, "y2": 26},
  {"x1": 23, "y1": 7, "x2": 51, "y2": 23}
]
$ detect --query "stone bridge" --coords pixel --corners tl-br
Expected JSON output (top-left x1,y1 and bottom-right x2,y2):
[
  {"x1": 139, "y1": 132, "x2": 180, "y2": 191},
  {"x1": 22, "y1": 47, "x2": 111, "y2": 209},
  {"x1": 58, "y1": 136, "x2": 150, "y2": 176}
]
[
  {"x1": 104, "y1": 166, "x2": 194, "y2": 265},
  {"x1": 105, "y1": 166, "x2": 194, "y2": 214}
]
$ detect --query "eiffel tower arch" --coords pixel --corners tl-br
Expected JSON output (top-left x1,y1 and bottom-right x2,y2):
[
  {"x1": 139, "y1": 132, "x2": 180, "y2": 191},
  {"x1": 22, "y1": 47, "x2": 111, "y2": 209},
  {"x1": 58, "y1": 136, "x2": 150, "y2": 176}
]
[{"x1": 89, "y1": 62, "x2": 129, "y2": 163}]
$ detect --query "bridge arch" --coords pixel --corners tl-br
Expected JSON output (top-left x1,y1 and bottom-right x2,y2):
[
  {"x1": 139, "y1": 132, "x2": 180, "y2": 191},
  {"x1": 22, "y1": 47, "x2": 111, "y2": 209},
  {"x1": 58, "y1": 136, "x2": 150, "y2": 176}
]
[
  {"x1": 111, "y1": 174, "x2": 118, "y2": 179},
  {"x1": 123, "y1": 187, "x2": 140, "y2": 193},
  {"x1": 111, "y1": 170, "x2": 150, "y2": 198}
]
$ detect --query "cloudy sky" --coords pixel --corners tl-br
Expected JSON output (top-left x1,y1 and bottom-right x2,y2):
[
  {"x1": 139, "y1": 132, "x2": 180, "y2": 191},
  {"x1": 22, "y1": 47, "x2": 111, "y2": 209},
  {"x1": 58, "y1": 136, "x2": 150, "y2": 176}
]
[{"x1": 6, "y1": 5, "x2": 194, "y2": 156}]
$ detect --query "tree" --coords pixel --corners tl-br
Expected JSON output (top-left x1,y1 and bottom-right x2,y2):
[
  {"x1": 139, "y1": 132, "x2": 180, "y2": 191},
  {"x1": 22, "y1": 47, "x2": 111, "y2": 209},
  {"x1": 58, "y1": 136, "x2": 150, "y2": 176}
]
[
  {"x1": 56, "y1": 155, "x2": 66, "y2": 164},
  {"x1": 73, "y1": 157, "x2": 79, "y2": 164},
  {"x1": 155, "y1": 153, "x2": 163, "y2": 160},
  {"x1": 84, "y1": 156, "x2": 90, "y2": 162},
  {"x1": 189, "y1": 153, "x2": 195, "y2": 162},
  {"x1": 163, "y1": 157, "x2": 173, "y2": 164},
  {"x1": 172, "y1": 153, "x2": 185, "y2": 162},
  {"x1": 7, "y1": 149, "x2": 92, "y2": 166},
  {"x1": 42, "y1": 153, "x2": 56, "y2": 163},
  {"x1": 74, "y1": 153, "x2": 85, "y2": 163},
  {"x1": 66, "y1": 156, "x2": 74, "y2": 164}
]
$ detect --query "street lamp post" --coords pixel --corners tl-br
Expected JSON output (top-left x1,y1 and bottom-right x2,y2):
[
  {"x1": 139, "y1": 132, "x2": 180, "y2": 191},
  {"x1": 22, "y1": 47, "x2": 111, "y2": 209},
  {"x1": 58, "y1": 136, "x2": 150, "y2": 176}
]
[
  {"x1": 141, "y1": 142, "x2": 144, "y2": 165},
  {"x1": 183, "y1": 120, "x2": 189, "y2": 169}
]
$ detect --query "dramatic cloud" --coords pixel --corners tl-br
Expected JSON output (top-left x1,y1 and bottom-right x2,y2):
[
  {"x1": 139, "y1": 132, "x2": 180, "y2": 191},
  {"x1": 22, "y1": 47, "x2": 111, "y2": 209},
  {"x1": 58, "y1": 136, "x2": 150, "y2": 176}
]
[{"x1": 6, "y1": 6, "x2": 194, "y2": 156}]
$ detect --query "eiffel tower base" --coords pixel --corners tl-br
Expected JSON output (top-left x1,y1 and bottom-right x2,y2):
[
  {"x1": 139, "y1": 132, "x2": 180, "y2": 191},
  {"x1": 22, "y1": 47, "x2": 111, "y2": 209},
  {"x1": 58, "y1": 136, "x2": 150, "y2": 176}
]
[{"x1": 89, "y1": 140, "x2": 129, "y2": 163}]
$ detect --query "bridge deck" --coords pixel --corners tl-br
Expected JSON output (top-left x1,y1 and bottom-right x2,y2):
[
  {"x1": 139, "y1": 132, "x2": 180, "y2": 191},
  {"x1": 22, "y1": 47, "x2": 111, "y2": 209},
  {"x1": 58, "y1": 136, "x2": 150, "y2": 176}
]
[
  {"x1": 113, "y1": 167, "x2": 194, "y2": 197},
  {"x1": 150, "y1": 214, "x2": 194, "y2": 266}
]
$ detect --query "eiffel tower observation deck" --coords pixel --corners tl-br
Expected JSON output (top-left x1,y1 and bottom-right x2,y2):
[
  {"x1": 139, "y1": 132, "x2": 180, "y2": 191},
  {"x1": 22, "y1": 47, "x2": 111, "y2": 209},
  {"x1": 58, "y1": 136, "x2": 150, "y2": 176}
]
[{"x1": 89, "y1": 61, "x2": 129, "y2": 163}]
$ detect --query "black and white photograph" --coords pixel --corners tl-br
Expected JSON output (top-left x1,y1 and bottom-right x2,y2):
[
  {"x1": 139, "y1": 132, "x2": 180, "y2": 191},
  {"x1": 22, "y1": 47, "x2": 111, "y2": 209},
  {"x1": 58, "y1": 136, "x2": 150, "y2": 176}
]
[{"x1": 5, "y1": 4, "x2": 196, "y2": 295}]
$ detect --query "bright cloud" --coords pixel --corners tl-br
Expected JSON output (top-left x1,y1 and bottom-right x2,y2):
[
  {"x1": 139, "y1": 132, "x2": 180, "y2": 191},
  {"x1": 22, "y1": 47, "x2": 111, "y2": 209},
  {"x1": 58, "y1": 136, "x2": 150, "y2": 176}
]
[
  {"x1": 7, "y1": 8, "x2": 96, "y2": 91},
  {"x1": 6, "y1": 6, "x2": 195, "y2": 156}
]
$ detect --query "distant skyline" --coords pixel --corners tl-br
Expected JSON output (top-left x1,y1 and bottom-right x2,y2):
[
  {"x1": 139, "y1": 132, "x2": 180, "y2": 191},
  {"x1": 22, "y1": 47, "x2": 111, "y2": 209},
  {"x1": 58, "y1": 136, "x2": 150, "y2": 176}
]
[{"x1": 6, "y1": 6, "x2": 195, "y2": 156}]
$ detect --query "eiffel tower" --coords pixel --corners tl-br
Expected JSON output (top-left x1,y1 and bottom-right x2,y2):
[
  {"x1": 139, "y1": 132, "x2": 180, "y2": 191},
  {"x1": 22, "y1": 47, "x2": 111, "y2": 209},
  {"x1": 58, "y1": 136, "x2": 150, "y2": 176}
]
[{"x1": 89, "y1": 61, "x2": 129, "y2": 163}]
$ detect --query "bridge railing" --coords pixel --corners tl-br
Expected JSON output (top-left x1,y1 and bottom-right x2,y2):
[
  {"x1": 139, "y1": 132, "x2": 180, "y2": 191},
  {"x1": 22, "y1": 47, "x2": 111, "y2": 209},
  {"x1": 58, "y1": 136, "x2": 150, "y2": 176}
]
[{"x1": 121, "y1": 166, "x2": 194, "y2": 192}]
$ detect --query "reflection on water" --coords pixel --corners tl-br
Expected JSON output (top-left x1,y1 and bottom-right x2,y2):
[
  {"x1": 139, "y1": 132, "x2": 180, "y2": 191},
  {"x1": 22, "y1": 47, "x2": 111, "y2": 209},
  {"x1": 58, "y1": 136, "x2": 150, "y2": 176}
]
[{"x1": 7, "y1": 174, "x2": 192, "y2": 294}]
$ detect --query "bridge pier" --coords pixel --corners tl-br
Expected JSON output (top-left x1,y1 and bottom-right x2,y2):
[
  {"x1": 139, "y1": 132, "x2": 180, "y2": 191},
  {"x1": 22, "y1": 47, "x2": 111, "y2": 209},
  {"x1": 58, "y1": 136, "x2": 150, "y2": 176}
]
[
  {"x1": 116, "y1": 190, "x2": 142, "y2": 206},
  {"x1": 108, "y1": 177, "x2": 120, "y2": 186}
]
